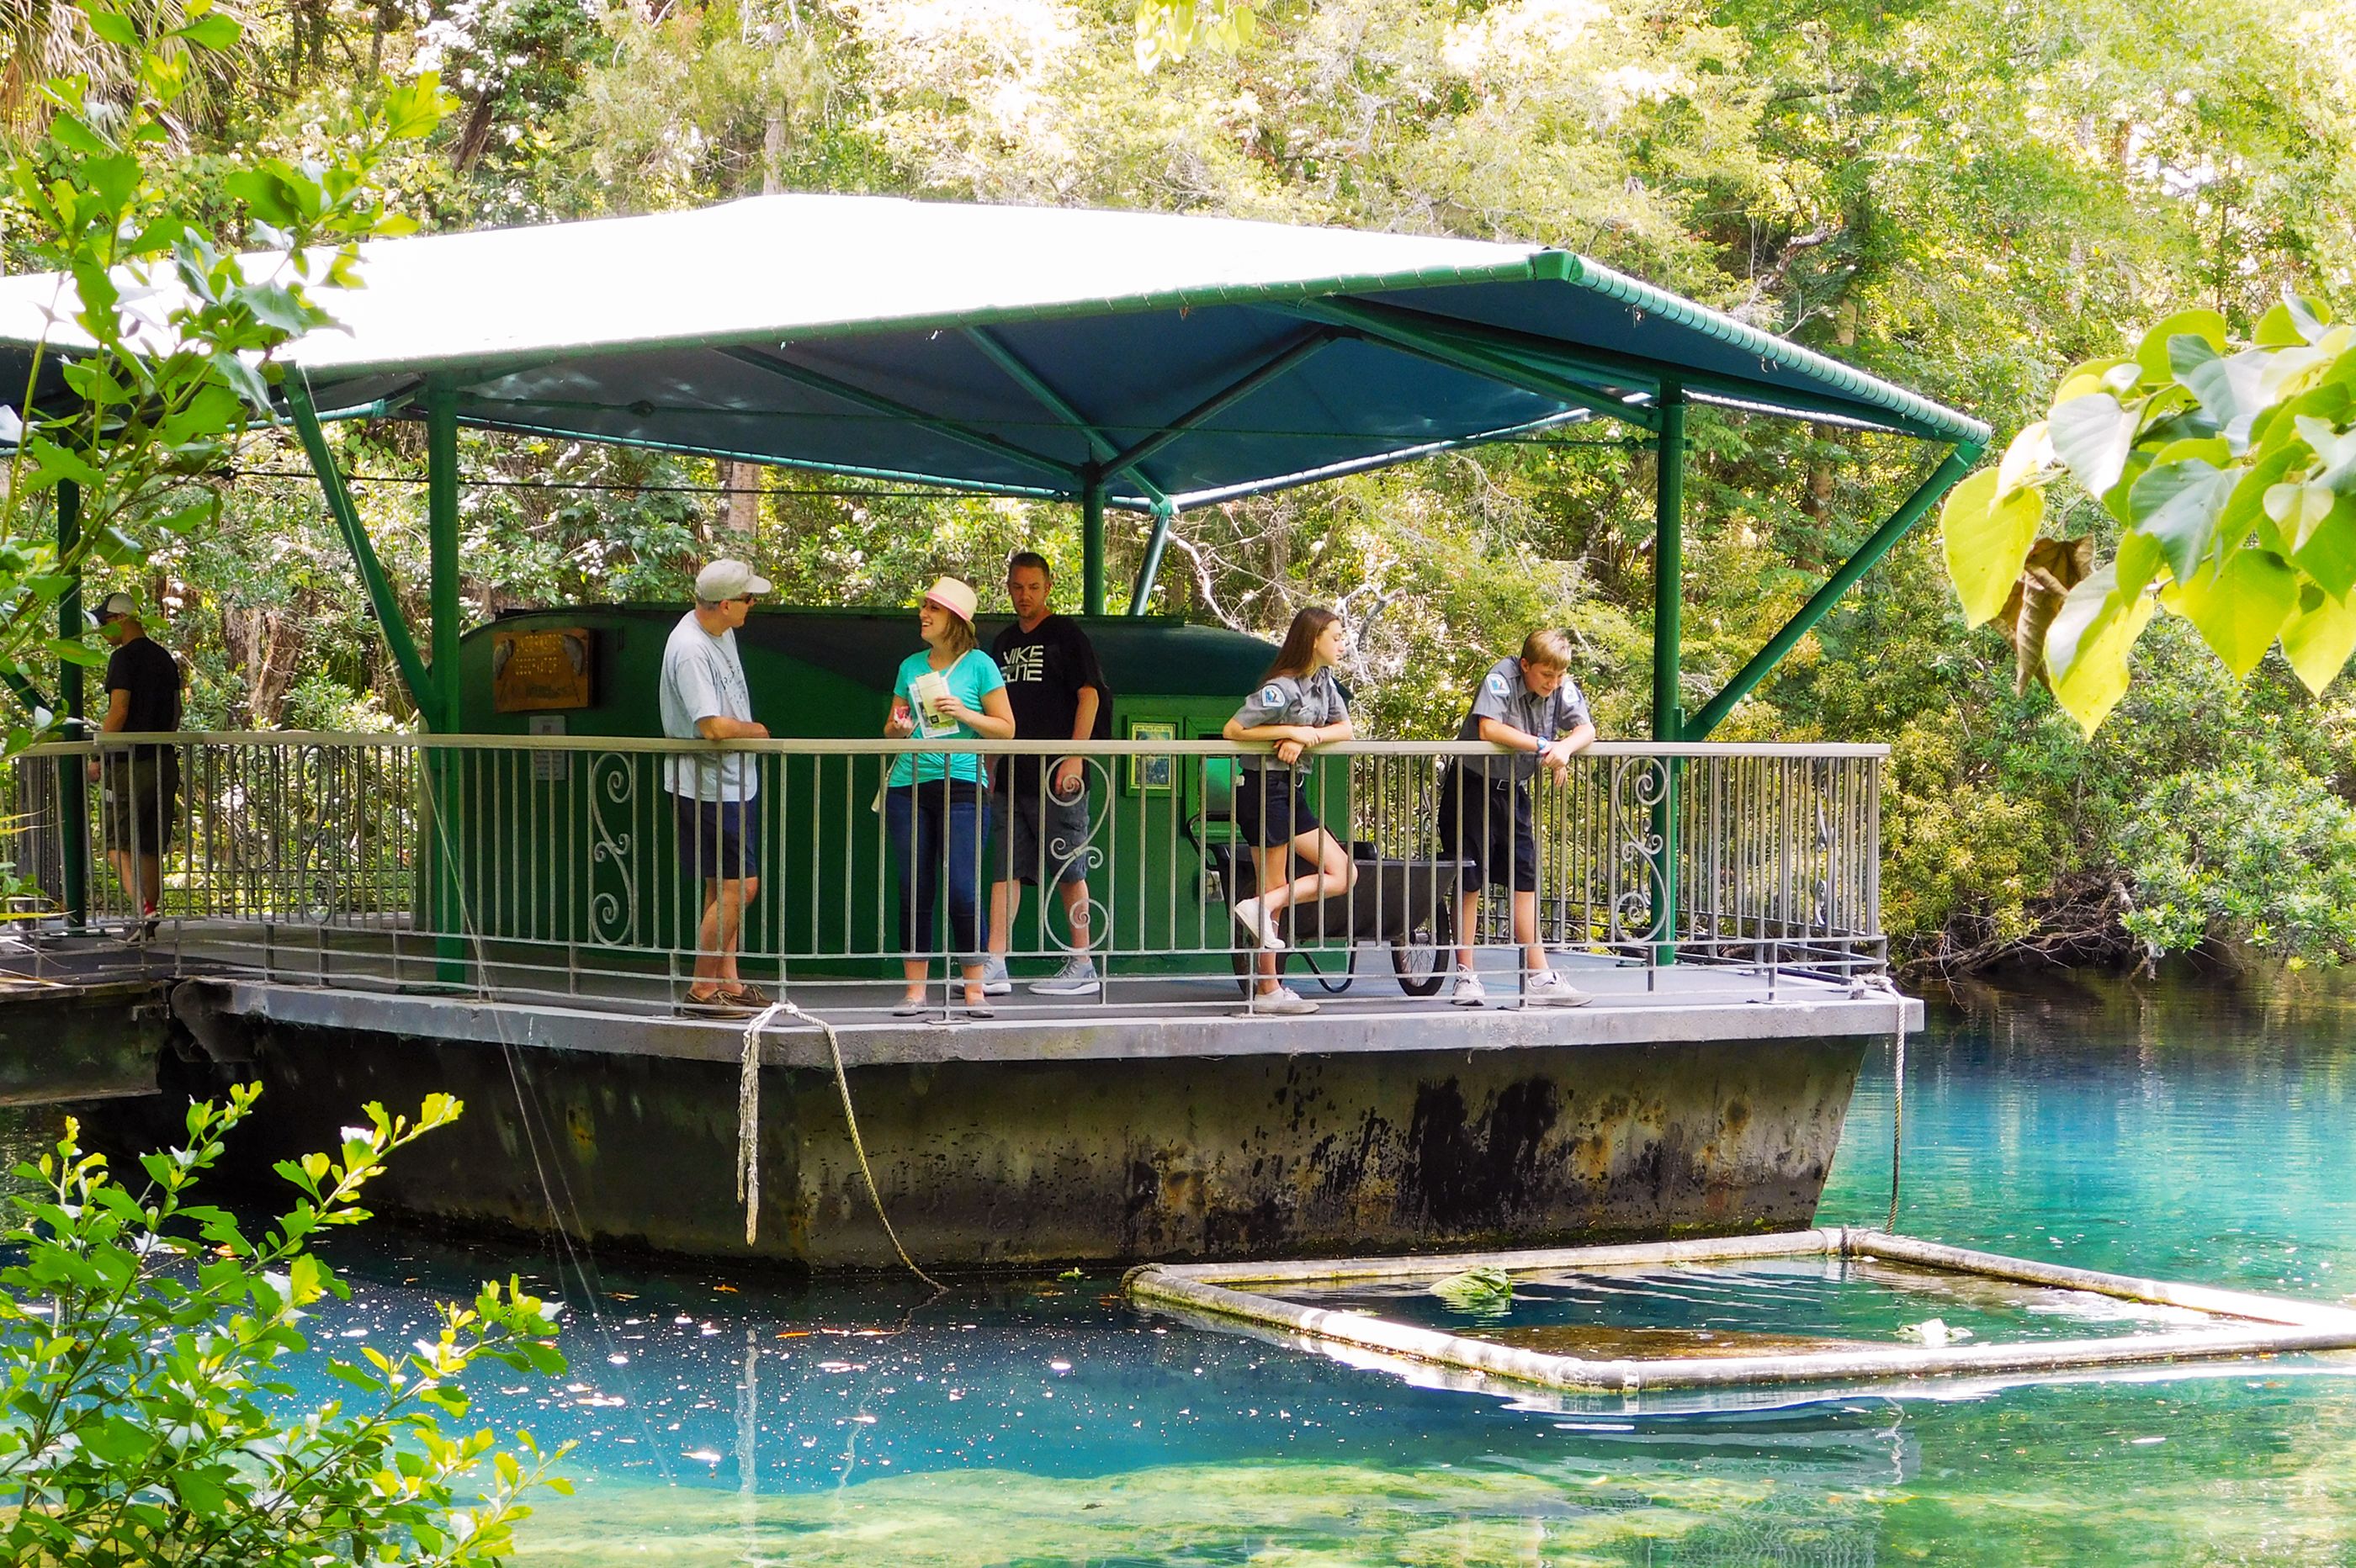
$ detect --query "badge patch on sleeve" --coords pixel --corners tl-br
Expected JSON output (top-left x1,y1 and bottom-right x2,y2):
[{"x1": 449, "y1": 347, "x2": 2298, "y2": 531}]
[
  {"x1": 1485, "y1": 672, "x2": 1510, "y2": 697},
  {"x1": 1259, "y1": 683, "x2": 1286, "y2": 707}
]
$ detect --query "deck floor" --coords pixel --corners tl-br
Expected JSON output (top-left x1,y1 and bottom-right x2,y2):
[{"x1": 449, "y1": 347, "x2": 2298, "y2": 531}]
[{"x1": 13, "y1": 919, "x2": 1911, "y2": 1067}]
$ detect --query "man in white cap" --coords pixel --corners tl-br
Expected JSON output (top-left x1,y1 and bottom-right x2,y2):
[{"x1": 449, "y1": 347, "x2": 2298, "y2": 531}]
[
  {"x1": 661, "y1": 559, "x2": 772, "y2": 1014},
  {"x1": 88, "y1": 591, "x2": 182, "y2": 935}
]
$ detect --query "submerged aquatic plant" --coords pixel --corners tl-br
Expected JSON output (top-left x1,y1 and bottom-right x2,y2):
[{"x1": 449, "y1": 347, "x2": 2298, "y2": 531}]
[{"x1": 1429, "y1": 1266, "x2": 1515, "y2": 1317}]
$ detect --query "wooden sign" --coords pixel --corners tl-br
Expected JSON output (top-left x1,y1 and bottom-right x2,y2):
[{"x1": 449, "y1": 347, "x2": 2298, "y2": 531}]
[{"x1": 491, "y1": 627, "x2": 595, "y2": 712}]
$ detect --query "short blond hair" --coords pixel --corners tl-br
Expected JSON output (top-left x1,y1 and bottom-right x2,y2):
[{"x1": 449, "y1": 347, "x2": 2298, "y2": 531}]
[{"x1": 1520, "y1": 628, "x2": 1575, "y2": 670}]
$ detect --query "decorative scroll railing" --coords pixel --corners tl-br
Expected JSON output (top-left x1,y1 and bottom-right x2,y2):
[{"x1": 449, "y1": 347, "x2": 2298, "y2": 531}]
[{"x1": 2, "y1": 734, "x2": 1883, "y2": 1007}]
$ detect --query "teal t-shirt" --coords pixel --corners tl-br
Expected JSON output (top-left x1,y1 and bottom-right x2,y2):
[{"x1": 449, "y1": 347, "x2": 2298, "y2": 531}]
[{"x1": 889, "y1": 648, "x2": 1006, "y2": 787}]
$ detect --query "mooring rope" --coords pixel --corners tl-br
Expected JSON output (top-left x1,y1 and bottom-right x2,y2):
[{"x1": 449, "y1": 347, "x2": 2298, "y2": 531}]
[
  {"x1": 738, "y1": 1000, "x2": 945, "y2": 1290},
  {"x1": 1883, "y1": 987, "x2": 1909, "y2": 1232},
  {"x1": 1850, "y1": 972, "x2": 1909, "y2": 1232}
]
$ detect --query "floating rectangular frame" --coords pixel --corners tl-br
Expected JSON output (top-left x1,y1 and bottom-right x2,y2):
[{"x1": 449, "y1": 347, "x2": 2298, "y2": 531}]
[{"x1": 1124, "y1": 1228, "x2": 2356, "y2": 1396}]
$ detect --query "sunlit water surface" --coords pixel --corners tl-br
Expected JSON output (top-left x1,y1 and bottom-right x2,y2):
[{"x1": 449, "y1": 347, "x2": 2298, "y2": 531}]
[{"x1": 19, "y1": 972, "x2": 2356, "y2": 1563}]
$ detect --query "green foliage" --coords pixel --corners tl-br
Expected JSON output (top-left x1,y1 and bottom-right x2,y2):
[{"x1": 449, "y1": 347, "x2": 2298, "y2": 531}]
[
  {"x1": 0, "y1": 0, "x2": 445, "y2": 752},
  {"x1": 2118, "y1": 760, "x2": 2356, "y2": 965},
  {"x1": 0, "y1": 1087, "x2": 570, "y2": 1565},
  {"x1": 1133, "y1": 0, "x2": 1256, "y2": 72},
  {"x1": 1939, "y1": 296, "x2": 2356, "y2": 732}
]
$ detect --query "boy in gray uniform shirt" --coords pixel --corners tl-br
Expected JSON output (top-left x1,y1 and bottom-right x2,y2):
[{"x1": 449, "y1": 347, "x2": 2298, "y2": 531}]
[{"x1": 1436, "y1": 628, "x2": 1596, "y2": 1008}]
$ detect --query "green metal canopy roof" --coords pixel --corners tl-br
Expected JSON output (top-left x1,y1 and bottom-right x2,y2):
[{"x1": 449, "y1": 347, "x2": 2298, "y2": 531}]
[{"x1": 0, "y1": 193, "x2": 1985, "y2": 514}]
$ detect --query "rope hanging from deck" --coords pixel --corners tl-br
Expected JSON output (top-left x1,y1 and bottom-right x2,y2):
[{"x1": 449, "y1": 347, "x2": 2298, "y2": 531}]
[{"x1": 739, "y1": 1001, "x2": 944, "y2": 1290}]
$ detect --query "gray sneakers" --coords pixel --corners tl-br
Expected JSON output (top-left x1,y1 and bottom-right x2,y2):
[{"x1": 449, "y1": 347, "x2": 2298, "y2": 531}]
[
  {"x1": 979, "y1": 956, "x2": 1013, "y2": 996},
  {"x1": 1523, "y1": 968, "x2": 1594, "y2": 1008},
  {"x1": 1030, "y1": 955, "x2": 1100, "y2": 996}
]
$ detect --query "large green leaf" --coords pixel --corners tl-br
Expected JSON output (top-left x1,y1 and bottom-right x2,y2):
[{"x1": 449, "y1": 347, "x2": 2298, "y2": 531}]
[
  {"x1": 1939, "y1": 468, "x2": 2044, "y2": 627},
  {"x1": 2126, "y1": 458, "x2": 2236, "y2": 583},
  {"x1": 2162, "y1": 548, "x2": 2299, "y2": 678},
  {"x1": 2280, "y1": 586, "x2": 2356, "y2": 696},
  {"x1": 2223, "y1": 443, "x2": 2306, "y2": 548},
  {"x1": 2175, "y1": 343, "x2": 2274, "y2": 448},
  {"x1": 2138, "y1": 309, "x2": 2227, "y2": 383},
  {"x1": 2291, "y1": 492, "x2": 2356, "y2": 601},
  {"x1": 2049, "y1": 393, "x2": 2138, "y2": 499},
  {"x1": 2046, "y1": 568, "x2": 2157, "y2": 735}
]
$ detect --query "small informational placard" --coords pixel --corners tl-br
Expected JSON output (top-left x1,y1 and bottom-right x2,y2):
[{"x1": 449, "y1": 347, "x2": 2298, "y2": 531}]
[
  {"x1": 491, "y1": 627, "x2": 595, "y2": 712},
  {"x1": 528, "y1": 714, "x2": 567, "y2": 782},
  {"x1": 908, "y1": 670, "x2": 960, "y2": 738}
]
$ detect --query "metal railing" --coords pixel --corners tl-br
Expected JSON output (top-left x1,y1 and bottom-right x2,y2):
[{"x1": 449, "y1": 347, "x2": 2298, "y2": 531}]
[{"x1": 3, "y1": 733, "x2": 1886, "y2": 1012}]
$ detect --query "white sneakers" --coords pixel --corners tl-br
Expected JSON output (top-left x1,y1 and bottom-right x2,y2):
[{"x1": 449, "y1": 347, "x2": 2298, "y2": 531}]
[
  {"x1": 1252, "y1": 987, "x2": 1318, "y2": 1015},
  {"x1": 1522, "y1": 968, "x2": 1594, "y2": 1008},
  {"x1": 1231, "y1": 897, "x2": 1286, "y2": 951},
  {"x1": 1450, "y1": 967, "x2": 1593, "y2": 1009}
]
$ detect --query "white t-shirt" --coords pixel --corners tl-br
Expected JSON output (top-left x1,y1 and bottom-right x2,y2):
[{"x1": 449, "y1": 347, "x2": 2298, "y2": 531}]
[{"x1": 658, "y1": 612, "x2": 756, "y2": 801}]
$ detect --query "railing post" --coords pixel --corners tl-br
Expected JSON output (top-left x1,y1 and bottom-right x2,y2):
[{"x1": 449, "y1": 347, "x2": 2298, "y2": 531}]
[
  {"x1": 1649, "y1": 385, "x2": 1685, "y2": 964},
  {"x1": 426, "y1": 382, "x2": 467, "y2": 981},
  {"x1": 56, "y1": 480, "x2": 87, "y2": 930}
]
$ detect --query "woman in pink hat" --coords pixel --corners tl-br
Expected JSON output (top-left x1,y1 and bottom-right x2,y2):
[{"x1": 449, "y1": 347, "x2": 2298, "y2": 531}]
[{"x1": 884, "y1": 575, "x2": 1016, "y2": 1017}]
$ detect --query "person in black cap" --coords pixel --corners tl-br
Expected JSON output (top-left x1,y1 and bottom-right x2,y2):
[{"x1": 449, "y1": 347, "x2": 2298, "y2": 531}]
[{"x1": 88, "y1": 592, "x2": 183, "y2": 930}]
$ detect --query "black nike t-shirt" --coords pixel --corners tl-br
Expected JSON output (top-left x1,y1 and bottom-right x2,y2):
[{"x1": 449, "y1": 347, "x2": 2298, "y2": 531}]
[{"x1": 990, "y1": 615, "x2": 1110, "y2": 793}]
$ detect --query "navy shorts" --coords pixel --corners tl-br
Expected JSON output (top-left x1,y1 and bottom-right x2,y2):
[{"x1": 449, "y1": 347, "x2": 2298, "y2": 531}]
[
  {"x1": 1234, "y1": 766, "x2": 1324, "y2": 849},
  {"x1": 1436, "y1": 769, "x2": 1537, "y2": 893},
  {"x1": 674, "y1": 793, "x2": 762, "y2": 883}
]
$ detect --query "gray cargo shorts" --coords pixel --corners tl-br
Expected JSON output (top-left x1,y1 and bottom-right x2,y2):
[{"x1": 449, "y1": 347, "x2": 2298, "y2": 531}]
[{"x1": 989, "y1": 775, "x2": 1093, "y2": 887}]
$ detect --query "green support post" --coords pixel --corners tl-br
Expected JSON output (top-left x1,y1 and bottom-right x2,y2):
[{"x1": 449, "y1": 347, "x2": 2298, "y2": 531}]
[
  {"x1": 1128, "y1": 501, "x2": 1176, "y2": 615},
  {"x1": 1082, "y1": 475, "x2": 1106, "y2": 617},
  {"x1": 1684, "y1": 441, "x2": 1987, "y2": 739},
  {"x1": 56, "y1": 480, "x2": 87, "y2": 930},
  {"x1": 1649, "y1": 386, "x2": 1685, "y2": 964},
  {"x1": 287, "y1": 380, "x2": 437, "y2": 717},
  {"x1": 425, "y1": 380, "x2": 466, "y2": 975},
  {"x1": 427, "y1": 379, "x2": 463, "y2": 734}
]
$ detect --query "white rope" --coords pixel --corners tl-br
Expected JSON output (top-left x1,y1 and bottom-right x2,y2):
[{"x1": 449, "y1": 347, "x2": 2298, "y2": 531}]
[
  {"x1": 1848, "y1": 972, "x2": 1908, "y2": 1232},
  {"x1": 737, "y1": 999, "x2": 945, "y2": 1290}
]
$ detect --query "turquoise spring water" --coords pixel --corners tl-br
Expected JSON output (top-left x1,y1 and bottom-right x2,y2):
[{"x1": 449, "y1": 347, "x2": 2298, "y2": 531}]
[{"x1": 24, "y1": 971, "x2": 2356, "y2": 1561}]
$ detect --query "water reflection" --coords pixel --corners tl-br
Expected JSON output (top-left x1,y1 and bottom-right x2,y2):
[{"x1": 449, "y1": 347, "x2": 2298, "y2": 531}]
[{"x1": 4, "y1": 970, "x2": 2354, "y2": 1563}]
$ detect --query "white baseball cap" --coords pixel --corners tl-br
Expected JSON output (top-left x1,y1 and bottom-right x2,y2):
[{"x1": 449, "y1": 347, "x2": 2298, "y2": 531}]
[
  {"x1": 695, "y1": 559, "x2": 772, "y2": 601},
  {"x1": 95, "y1": 591, "x2": 139, "y2": 622}
]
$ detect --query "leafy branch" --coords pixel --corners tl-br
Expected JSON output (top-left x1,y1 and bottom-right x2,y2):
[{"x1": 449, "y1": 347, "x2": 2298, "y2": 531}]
[
  {"x1": 0, "y1": 1086, "x2": 571, "y2": 1566},
  {"x1": 1939, "y1": 293, "x2": 2356, "y2": 732},
  {"x1": 0, "y1": 0, "x2": 446, "y2": 752}
]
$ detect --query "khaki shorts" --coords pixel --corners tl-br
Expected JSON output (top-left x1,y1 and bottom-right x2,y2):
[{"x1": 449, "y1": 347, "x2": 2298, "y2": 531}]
[{"x1": 102, "y1": 754, "x2": 179, "y2": 855}]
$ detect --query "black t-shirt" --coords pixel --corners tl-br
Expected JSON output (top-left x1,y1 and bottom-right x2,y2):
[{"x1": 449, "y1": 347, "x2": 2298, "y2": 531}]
[
  {"x1": 103, "y1": 635, "x2": 182, "y2": 760},
  {"x1": 990, "y1": 615, "x2": 1110, "y2": 792}
]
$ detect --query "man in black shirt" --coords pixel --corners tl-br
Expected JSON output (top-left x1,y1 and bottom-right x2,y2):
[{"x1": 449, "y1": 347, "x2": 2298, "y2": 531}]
[
  {"x1": 89, "y1": 592, "x2": 183, "y2": 928},
  {"x1": 982, "y1": 553, "x2": 1111, "y2": 996}
]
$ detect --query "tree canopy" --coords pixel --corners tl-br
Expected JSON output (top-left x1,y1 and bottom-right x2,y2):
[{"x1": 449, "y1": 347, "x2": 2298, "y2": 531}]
[{"x1": 13, "y1": 0, "x2": 2356, "y2": 971}]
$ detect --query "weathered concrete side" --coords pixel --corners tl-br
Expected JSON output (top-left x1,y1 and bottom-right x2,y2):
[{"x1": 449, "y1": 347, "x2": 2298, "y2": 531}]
[
  {"x1": 0, "y1": 982, "x2": 169, "y2": 1104},
  {"x1": 141, "y1": 994, "x2": 1867, "y2": 1270}
]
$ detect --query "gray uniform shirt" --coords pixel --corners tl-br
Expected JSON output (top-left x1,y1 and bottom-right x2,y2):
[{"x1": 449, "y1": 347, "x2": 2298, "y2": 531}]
[
  {"x1": 1457, "y1": 657, "x2": 1591, "y2": 785},
  {"x1": 659, "y1": 612, "x2": 757, "y2": 801},
  {"x1": 1232, "y1": 669, "x2": 1350, "y2": 774}
]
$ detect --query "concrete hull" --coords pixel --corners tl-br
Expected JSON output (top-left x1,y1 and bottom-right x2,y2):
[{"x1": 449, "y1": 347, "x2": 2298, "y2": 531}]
[{"x1": 172, "y1": 1009, "x2": 1865, "y2": 1270}]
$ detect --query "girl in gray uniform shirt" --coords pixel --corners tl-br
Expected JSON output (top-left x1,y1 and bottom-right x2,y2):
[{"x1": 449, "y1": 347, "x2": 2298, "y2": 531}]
[{"x1": 1222, "y1": 607, "x2": 1357, "y2": 1014}]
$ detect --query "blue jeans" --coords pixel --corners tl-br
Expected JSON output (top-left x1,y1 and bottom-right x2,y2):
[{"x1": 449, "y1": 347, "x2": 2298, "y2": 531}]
[{"x1": 886, "y1": 781, "x2": 984, "y2": 963}]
